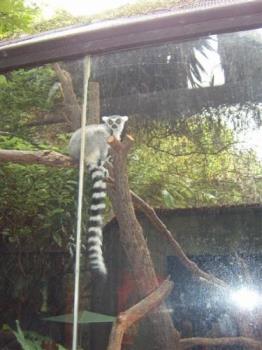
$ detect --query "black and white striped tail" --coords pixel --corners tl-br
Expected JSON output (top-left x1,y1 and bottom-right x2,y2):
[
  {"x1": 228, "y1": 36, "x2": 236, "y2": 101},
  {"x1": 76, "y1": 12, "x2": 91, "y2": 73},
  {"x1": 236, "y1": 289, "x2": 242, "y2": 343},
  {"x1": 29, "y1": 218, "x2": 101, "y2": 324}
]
[{"x1": 87, "y1": 164, "x2": 107, "y2": 278}]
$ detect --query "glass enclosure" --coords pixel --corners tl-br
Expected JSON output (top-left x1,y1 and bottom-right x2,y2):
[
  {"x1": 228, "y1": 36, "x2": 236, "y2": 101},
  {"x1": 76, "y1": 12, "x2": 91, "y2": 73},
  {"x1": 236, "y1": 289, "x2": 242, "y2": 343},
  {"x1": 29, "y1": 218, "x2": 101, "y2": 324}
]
[{"x1": 0, "y1": 24, "x2": 262, "y2": 350}]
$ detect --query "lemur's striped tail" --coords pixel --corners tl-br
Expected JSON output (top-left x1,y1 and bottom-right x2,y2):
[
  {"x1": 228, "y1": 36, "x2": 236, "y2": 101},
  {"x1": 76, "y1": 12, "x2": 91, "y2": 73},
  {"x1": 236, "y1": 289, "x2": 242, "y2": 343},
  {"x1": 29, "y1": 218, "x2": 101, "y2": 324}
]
[{"x1": 87, "y1": 164, "x2": 107, "y2": 278}]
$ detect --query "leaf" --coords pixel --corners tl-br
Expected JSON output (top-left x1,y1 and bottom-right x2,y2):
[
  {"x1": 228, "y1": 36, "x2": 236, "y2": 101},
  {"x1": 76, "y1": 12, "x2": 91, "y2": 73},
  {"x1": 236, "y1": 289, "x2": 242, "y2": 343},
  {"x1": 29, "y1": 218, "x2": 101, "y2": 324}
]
[
  {"x1": 12, "y1": 320, "x2": 51, "y2": 350},
  {"x1": 161, "y1": 189, "x2": 176, "y2": 208},
  {"x1": 0, "y1": 0, "x2": 13, "y2": 13},
  {"x1": 2, "y1": 323, "x2": 11, "y2": 331},
  {"x1": 0, "y1": 75, "x2": 7, "y2": 85},
  {"x1": 58, "y1": 345, "x2": 68, "y2": 350},
  {"x1": 53, "y1": 231, "x2": 63, "y2": 247}
]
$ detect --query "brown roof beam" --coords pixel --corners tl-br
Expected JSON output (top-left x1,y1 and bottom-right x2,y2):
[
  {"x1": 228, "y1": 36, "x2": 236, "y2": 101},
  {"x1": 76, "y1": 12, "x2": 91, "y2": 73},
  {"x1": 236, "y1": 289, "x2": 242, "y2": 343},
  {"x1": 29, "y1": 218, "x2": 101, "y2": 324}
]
[{"x1": 0, "y1": 0, "x2": 262, "y2": 72}]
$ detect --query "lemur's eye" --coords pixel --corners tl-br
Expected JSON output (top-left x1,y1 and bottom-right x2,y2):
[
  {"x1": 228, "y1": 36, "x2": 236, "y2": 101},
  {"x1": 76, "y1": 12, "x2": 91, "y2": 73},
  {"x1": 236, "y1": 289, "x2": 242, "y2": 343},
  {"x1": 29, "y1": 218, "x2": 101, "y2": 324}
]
[
  {"x1": 108, "y1": 119, "x2": 113, "y2": 125},
  {"x1": 116, "y1": 119, "x2": 121, "y2": 124}
]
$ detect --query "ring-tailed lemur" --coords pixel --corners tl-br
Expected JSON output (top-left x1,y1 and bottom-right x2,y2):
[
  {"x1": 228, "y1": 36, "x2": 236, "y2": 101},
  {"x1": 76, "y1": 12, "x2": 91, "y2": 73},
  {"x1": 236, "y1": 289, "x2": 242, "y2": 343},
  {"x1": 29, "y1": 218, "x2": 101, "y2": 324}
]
[{"x1": 68, "y1": 115, "x2": 128, "y2": 278}]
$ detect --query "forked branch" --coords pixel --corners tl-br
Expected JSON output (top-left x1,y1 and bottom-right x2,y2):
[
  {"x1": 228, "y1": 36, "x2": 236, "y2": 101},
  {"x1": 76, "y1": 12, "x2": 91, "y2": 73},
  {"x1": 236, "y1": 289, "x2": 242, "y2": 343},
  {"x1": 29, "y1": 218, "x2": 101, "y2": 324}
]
[
  {"x1": 106, "y1": 141, "x2": 227, "y2": 291},
  {"x1": 130, "y1": 190, "x2": 228, "y2": 290},
  {"x1": 107, "y1": 278, "x2": 174, "y2": 350},
  {"x1": 107, "y1": 134, "x2": 181, "y2": 350},
  {"x1": 53, "y1": 63, "x2": 81, "y2": 130}
]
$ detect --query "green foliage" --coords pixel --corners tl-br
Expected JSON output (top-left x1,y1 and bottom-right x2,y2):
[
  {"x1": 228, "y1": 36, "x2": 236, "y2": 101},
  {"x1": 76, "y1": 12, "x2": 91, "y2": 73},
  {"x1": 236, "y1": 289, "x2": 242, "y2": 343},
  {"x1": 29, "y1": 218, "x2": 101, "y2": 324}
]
[
  {"x1": 0, "y1": 0, "x2": 39, "y2": 39},
  {"x1": 0, "y1": 161, "x2": 77, "y2": 249},
  {"x1": 0, "y1": 135, "x2": 34, "y2": 150},
  {"x1": 0, "y1": 0, "x2": 192, "y2": 38},
  {"x1": 33, "y1": 9, "x2": 82, "y2": 33},
  {"x1": 88, "y1": 0, "x2": 190, "y2": 22},
  {"x1": 0, "y1": 136, "x2": 80, "y2": 333},
  {"x1": 0, "y1": 66, "x2": 57, "y2": 135},
  {"x1": 129, "y1": 117, "x2": 262, "y2": 208},
  {"x1": 32, "y1": 0, "x2": 190, "y2": 34},
  {"x1": 0, "y1": 131, "x2": 78, "y2": 253},
  {"x1": 12, "y1": 320, "x2": 47, "y2": 350},
  {"x1": 12, "y1": 320, "x2": 67, "y2": 350}
]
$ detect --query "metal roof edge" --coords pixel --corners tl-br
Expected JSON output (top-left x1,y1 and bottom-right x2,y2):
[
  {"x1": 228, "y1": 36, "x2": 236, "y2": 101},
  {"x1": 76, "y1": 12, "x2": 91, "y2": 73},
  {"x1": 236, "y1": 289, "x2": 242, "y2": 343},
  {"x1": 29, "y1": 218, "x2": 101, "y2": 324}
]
[{"x1": 0, "y1": 0, "x2": 262, "y2": 72}]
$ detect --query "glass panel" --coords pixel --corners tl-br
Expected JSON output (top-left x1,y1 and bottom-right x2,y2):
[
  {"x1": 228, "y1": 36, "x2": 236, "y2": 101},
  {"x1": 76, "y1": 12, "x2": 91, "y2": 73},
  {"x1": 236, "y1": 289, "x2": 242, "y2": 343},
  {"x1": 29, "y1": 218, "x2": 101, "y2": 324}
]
[
  {"x1": 0, "y1": 58, "x2": 88, "y2": 349},
  {"x1": 1, "y1": 26, "x2": 262, "y2": 350},
  {"x1": 86, "y1": 27, "x2": 262, "y2": 350}
]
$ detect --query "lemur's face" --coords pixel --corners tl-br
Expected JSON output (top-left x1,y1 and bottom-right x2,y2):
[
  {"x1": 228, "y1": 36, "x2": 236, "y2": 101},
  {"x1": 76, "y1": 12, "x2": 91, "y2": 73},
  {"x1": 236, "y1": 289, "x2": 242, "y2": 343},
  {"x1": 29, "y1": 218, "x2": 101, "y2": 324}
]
[{"x1": 102, "y1": 115, "x2": 128, "y2": 132}]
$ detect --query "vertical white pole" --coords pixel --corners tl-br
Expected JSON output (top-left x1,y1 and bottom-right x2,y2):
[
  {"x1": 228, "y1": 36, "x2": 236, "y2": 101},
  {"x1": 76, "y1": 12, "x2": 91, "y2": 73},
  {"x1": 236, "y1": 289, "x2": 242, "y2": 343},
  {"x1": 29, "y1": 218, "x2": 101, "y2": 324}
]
[{"x1": 72, "y1": 55, "x2": 91, "y2": 350}]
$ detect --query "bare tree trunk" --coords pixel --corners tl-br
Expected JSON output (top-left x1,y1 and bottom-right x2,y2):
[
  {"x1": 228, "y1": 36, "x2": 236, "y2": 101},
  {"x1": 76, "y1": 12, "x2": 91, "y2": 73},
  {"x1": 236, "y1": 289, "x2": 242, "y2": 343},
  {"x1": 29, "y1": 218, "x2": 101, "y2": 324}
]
[
  {"x1": 107, "y1": 135, "x2": 181, "y2": 350},
  {"x1": 87, "y1": 81, "x2": 100, "y2": 125},
  {"x1": 1, "y1": 147, "x2": 262, "y2": 348},
  {"x1": 107, "y1": 278, "x2": 174, "y2": 350},
  {"x1": 53, "y1": 63, "x2": 82, "y2": 130},
  {"x1": 0, "y1": 149, "x2": 76, "y2": 167},
  {"x1": 53, "y1": 65, "x2": 101, "y2": 128},
  {"x1": 130, "y1": 190, "x2": 227, "y2": 290}
]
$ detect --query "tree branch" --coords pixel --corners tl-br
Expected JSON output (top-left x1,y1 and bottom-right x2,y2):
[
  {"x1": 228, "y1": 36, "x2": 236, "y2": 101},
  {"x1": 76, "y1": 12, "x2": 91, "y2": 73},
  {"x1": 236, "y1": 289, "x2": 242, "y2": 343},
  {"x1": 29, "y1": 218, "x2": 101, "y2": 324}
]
[
  {"x1": 0, "y1": 145, "x2": 247, "y2": 293},
  {"x1": 107, "y1": 133, "x2": 159, "y2": 293},
  {"x1": 130, "y1": 190, "x2": 228, "y2": 290},
  {"x1": 87, "y1": 81, "x2": 101, "y2": 125},
  {"x1": 53, "y1": 63, "x2": 81, "y2": 130},
  {"x1": 107, "y1": 278, "x2": 174, "y2": 350},
  {"x1": 107, "y1": 134, "x2": 181, "y2": 350},
  {"x1": 108, "y1": 134, "x2": 134, "y2": 154},
  {"x1": 107, "y1": 174, "x2": 227, "y2": 291},
  {"x1": 180, "y1": 337, "x2": 262, "y2": 350},
  {"x1": 26, "y1": 115, "x2": 65, "y2": 127},
  {"x1": 147, "y1": 141, "x2": 241, "y2": 158},
  {"x1": 0, "y1": 149, "x2": 76, "y2": 168}
]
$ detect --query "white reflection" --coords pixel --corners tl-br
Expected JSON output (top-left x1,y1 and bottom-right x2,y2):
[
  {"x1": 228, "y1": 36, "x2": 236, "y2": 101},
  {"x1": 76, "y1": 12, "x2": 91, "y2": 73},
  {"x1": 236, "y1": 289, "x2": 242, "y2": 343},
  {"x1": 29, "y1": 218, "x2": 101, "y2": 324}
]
[
  {"x1": 230, "y1": 287, "x2": 262, "y2": 311},
  {"x1": 188, "y1": 35, "x2": 225, "y2": 88}
]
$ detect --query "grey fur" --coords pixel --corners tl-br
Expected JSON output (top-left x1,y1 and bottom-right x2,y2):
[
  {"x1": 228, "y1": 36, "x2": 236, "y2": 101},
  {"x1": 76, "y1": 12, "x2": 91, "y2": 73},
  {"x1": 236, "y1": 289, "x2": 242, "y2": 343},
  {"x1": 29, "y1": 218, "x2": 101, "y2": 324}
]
[
  {"x1": 69, "y1": 115, "x2": 128, "y2": 165},
  {"x1": 68, "y1": 115, "x2": 128, "y2": 278}
]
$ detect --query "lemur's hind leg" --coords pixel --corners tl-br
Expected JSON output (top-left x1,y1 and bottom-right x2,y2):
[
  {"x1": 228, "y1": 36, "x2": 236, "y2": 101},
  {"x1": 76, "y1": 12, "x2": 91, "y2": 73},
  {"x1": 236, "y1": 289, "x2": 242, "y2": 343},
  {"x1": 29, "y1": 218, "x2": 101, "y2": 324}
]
[
  {"x1": 100, "y1": 149, "x2": 113, "y2": 178},
  {"x1": 105, "y1": 154, "x2": 113, "y2": 164},
  {"x1": 98, "y1": 159, "x2": 109, "y2": 178}
]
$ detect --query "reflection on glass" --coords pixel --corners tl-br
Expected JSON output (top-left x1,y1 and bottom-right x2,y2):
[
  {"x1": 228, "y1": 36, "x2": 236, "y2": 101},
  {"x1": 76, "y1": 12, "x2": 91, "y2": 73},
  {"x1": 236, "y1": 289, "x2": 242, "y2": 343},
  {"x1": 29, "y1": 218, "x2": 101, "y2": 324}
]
[
  {"x1": 0, "y1": 58, "x2": 86, "y2": 349},
  {"x1": 1, "y1": 25, "x2": 262, "y2": 350},
  {"x1": 90, "y1": 27, "x2": 262, "y2": 349},
  {"x1": 230, "y1": 287, "x2": 262, "y2": 311}
]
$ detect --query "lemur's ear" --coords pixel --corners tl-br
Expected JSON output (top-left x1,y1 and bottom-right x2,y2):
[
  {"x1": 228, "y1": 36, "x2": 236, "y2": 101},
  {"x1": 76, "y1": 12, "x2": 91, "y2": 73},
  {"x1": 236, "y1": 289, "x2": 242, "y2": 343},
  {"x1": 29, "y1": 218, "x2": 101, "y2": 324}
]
[
  {"x1": 122, "y1": 116, "x2": 128, "y2": 122},
  {"x1": 102, "y1": 116, "x2": 108, "y2": 122}
]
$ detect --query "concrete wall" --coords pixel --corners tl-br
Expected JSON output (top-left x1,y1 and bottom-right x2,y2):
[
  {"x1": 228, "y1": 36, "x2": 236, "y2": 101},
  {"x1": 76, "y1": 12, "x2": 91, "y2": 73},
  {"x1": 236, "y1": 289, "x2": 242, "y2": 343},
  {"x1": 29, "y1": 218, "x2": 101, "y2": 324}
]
[
  {"x1": 91, "y1": 205, "x2": 262, "y2": 350},
  {"x1": 104, "y1": 205, "x2": 262, "y2": 277}
]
